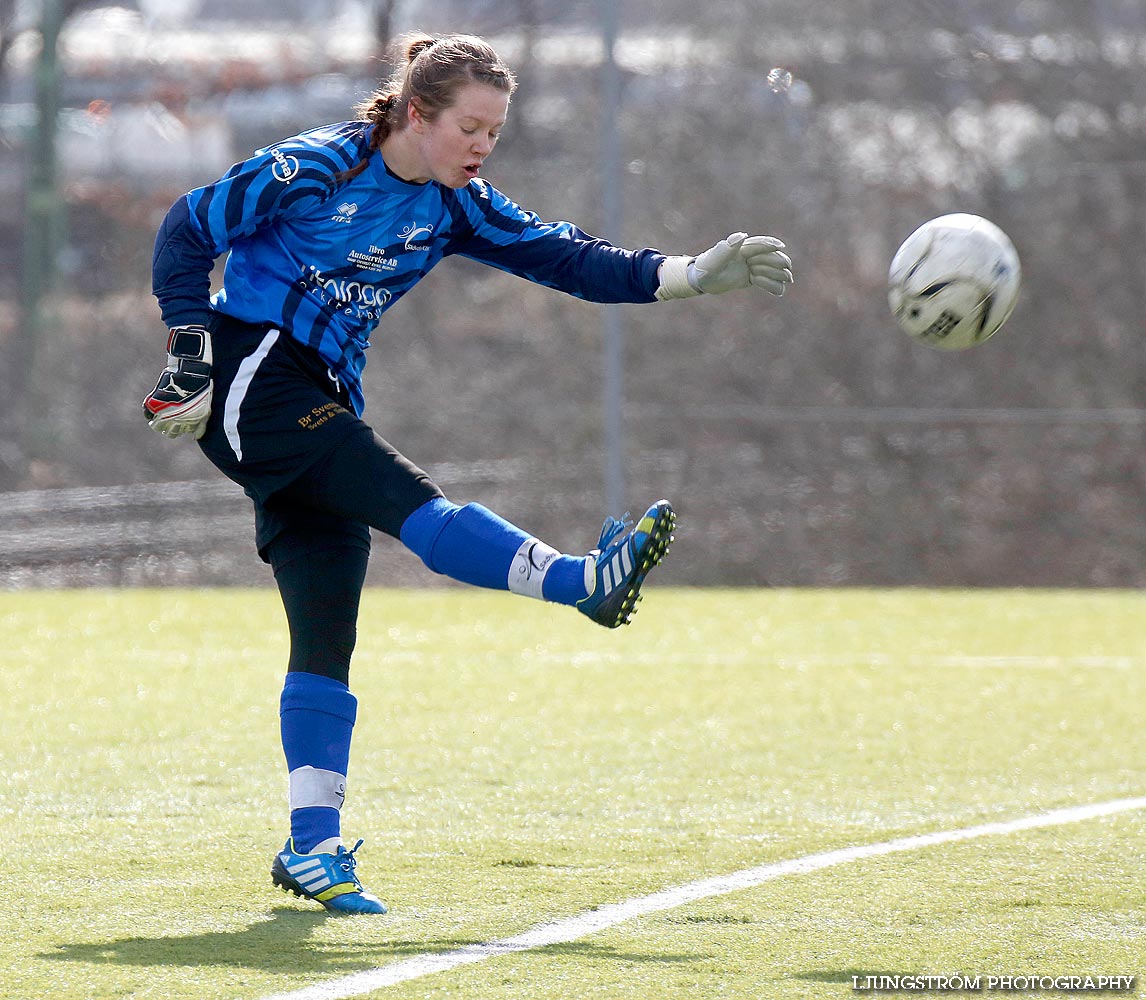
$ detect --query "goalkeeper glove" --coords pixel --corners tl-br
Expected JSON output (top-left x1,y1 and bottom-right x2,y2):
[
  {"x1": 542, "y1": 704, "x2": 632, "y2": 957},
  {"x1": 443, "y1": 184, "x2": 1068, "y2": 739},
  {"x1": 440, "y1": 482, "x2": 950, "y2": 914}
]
[
  {"x1": 655, "y1": 232, "x2": 794, "y2": 301},
  {"x1": 142, "y1": 324, "x2": 213, "y2": 440}
]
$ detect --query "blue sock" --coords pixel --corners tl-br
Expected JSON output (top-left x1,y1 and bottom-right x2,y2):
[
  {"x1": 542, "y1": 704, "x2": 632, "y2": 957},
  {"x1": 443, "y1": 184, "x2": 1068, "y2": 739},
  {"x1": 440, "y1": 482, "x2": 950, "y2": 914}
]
[
  {"x1": 540, "y1": 555, "x2": 593, "y2": 605},
  {"x1": 400, "y1": 497, "x2": 590, "y2": 605},
  {"x1": 279, "y1": 672, "x2": 357, "y2": 854}
]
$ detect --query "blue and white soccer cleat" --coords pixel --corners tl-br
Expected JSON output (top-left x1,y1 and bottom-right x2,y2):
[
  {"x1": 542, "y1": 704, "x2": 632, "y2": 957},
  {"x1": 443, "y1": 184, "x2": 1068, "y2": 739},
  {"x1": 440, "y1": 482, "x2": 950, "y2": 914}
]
[
  {"x1": 271, "y1": 838, "x2": 387, "y2": 915},
  {"x1": 577, "y1": 499, "x2": 676, "y2": 628}
]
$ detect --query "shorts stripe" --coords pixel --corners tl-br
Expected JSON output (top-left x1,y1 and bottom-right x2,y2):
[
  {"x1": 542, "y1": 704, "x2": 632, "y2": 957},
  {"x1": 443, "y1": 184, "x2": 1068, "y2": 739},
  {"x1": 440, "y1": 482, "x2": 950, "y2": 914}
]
[{"x1": 224, "y1": 328, "x2": 280, "y2": 462}]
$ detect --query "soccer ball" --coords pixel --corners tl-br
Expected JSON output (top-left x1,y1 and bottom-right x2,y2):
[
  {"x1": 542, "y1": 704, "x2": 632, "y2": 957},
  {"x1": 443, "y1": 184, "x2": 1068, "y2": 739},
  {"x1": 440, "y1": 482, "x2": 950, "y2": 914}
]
[{"x1": 888, "y1": 213, "x2": 1021, "y2": 351}]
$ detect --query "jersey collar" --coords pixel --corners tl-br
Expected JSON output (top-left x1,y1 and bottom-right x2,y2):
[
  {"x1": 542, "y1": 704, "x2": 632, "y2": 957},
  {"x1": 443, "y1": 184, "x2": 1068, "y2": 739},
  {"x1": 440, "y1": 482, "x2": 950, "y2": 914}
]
[{"x1": 369, "y1": 150, "x2": 431, "y2": 193}]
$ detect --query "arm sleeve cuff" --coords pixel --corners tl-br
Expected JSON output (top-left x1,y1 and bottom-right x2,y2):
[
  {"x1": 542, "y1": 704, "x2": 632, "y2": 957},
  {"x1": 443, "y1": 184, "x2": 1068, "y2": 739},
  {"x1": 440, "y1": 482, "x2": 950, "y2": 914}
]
[{"x1": 654, "y1": 254, "x2": 702, "y2": 301}]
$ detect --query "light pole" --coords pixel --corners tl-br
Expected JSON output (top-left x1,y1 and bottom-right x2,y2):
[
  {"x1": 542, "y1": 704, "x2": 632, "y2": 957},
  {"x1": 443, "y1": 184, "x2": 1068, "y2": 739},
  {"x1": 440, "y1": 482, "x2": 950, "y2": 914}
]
[
  {"x1": 21, "y1": 0, "x2": 65, "y2": 443},
  {"x1": 599, "y1": 0, "x2": 623, "y2": 513}
]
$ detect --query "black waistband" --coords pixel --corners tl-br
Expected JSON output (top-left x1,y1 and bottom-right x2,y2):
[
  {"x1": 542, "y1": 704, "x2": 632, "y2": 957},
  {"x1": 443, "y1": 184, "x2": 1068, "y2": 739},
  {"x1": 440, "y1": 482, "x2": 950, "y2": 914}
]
[
  {"x1": 206, "y1": 312, "x2": 277, "y2": 360},
  {"x1": 208, "y1": 312, "x2": 350, "y2": 407}
]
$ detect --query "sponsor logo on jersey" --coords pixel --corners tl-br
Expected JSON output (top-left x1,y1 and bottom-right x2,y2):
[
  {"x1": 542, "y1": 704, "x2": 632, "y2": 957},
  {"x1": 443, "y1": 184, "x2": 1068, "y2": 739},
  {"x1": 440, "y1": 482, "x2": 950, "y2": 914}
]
[
  {"x1": 270, "y1": 147, "x2": 301, "y2": 183},
  {"x1": 346, "y1": 245, "x2": 397, "y2": 272},
  {"x1": 304, "y1": 264, "x2": 392, "y2": 321},
  {"x1": 332, "y1": 202, "x2": 358, "y2": 224},
  {"x1": 398, "y1": 221, "x2": 434, "y2": 251}
]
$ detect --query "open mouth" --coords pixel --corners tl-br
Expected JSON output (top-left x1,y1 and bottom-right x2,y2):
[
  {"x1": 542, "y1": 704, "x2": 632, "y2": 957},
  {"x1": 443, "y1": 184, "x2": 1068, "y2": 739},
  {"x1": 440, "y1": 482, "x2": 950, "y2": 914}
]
[{"x1": 464, "y1": 162, "x2": 481, "y2": 179}]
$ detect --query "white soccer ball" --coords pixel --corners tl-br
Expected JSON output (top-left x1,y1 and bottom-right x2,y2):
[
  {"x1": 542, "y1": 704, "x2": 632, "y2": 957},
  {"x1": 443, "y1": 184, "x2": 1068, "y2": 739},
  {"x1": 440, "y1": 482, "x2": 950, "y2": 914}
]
[{"x1": 888, "y1": 213, "x2": 1021, "y2": 351}]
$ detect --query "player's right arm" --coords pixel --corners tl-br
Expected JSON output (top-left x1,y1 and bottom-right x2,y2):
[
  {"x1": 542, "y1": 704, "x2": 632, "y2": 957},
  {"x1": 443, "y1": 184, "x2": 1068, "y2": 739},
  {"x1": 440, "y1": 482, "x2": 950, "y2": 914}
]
[
  {"x1": 145, "y1": 134, "x2": 349, "y2": 438},
  {"x1": 151, "y1": 139, "x2": 345, "y2": 328}
]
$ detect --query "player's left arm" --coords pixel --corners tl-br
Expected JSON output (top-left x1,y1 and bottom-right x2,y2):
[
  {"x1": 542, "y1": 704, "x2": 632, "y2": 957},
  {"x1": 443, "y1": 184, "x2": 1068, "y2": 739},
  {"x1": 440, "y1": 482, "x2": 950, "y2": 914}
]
[
  {"x1": 654, "y1": 232, "x2": 794, "y2": 300},
  {"x1": 448, "y1": 182, "x2": 793, "y2": 303},
  {"x1": 448, "y1": 183, "x2": 661, "y2": 303}
]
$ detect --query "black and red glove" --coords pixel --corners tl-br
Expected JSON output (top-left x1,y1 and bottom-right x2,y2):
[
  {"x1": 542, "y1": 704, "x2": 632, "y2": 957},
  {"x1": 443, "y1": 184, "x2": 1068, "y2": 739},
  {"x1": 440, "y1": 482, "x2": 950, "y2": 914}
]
[{"x1": 142, "y1": 325, "x2": 213, "y2": 440}]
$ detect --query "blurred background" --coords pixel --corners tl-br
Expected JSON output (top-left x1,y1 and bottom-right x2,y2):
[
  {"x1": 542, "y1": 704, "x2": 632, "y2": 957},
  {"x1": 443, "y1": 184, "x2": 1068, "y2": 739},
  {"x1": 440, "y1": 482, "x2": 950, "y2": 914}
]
[{"x1": 2, "y1": 0, "x2": 1145, "y2": 589}]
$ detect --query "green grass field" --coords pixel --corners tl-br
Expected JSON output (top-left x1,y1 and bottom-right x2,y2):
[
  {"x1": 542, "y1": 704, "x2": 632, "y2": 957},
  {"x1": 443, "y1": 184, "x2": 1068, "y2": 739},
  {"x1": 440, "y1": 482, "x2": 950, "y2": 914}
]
[{"x1": 3, "y1": 588, "x2": 1144, "y2": 999}]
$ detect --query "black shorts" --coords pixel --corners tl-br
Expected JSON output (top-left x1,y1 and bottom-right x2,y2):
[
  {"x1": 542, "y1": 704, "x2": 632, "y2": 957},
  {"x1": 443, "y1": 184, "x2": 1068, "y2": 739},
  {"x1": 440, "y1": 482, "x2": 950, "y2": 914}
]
[{"x1": 197, "y1": 313, "x2": 441, "y2": 560}]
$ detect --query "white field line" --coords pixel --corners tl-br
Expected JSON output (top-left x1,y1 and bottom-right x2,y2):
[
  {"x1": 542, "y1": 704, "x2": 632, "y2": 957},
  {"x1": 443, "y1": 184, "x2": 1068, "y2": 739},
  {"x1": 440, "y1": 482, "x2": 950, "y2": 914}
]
[
  {"x1": 259, "y1": 797, "x2": 1146, "y2": 1000},
  {"x1": 533, "y1": 652, "x2": 1139, "y2": 671}
]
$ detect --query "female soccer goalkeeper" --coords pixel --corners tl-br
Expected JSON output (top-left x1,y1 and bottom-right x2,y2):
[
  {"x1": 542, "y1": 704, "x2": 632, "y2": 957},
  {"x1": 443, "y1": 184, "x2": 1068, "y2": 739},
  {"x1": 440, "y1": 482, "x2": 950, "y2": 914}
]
[{"x1": 145, "y1": 32, "x2": 793, "y2": 915}]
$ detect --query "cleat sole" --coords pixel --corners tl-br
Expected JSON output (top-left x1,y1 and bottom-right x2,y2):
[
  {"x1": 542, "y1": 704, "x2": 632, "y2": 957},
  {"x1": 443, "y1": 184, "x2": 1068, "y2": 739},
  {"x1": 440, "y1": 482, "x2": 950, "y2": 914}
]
[
  {"x1": 577, "y1": 501, "x2": 676, "y2": 628},
  {"x1": 607, "y1": 505, "x2": 675, "y2": 627},
  {"x1": 272, "y1": 864, "x2": 312, "y2": 901}
]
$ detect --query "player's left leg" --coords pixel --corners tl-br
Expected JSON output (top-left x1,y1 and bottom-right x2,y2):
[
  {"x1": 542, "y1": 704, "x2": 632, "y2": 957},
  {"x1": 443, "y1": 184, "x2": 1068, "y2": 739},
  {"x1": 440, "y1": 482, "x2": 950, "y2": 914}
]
[
  {"x1": 398, "y1": 495, "x2": 676, "y2": 628},
  {"x1": 264, "y1": 512, "x2": 386, "y2": 915},
  {"x1": 282, "y1": 424, "x2": 676, "y2": 628}
]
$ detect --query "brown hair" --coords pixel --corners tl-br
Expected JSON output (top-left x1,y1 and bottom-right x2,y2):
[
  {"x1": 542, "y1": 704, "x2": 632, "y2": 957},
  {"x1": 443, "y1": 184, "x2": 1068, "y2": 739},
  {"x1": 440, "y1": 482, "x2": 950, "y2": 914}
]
[{"x1": 335, "y1": 33, "x2": 516, "y2": 183}]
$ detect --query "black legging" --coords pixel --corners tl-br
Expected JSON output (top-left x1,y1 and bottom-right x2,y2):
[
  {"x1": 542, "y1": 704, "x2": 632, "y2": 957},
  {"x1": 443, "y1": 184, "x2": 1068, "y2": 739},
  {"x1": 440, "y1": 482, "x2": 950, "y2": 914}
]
[
  {"x1": 267, "y1": 525, "x2": 370, "y2": 687},
  {"x1": 261, "y1": 425, "x2": 444, "y2": 685}
]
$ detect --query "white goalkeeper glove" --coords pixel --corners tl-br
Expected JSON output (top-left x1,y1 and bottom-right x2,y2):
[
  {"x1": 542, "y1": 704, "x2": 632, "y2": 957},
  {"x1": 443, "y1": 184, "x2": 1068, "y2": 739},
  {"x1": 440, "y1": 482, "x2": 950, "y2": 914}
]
[
  {"x1": 142, "y1": 325, "x2": 214, "y2": 440},
  {"x1": 655, "y1": 232, "x2": 794, "y2": 301}
]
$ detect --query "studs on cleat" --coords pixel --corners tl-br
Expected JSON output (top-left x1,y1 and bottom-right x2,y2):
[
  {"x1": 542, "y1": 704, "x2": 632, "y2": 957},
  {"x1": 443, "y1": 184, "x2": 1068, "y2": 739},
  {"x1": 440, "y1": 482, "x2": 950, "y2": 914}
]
[
  {"x1": 271, "y1": 839, "x2": 387, "y2": 915},
  {"x1": 577, "y1": 499, "x2": 676, "y2": 629}
]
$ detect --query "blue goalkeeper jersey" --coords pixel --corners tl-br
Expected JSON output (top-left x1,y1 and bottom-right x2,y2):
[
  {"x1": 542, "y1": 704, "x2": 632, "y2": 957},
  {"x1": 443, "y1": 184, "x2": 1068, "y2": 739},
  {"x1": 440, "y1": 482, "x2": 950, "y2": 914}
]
[{"x1": 152, "y1": 120, "x2": 665, "y2": 415}]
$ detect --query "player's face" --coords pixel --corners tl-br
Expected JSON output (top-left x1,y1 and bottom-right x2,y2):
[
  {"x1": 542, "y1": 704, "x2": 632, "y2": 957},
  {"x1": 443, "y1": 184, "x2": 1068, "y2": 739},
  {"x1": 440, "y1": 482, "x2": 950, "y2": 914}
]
[{"x1": 411, "y1": 82, "x2": 509, "y2": 188}]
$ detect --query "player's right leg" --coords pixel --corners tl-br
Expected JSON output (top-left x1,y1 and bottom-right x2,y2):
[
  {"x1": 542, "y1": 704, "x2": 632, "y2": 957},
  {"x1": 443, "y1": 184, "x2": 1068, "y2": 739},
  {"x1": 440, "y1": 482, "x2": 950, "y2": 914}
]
[
  {"x1": 185, "y1": 317, "x2": 393, "y2": 913},
  {"x1": 263, "y1": 510, "x2": 386, "y2": 915}
]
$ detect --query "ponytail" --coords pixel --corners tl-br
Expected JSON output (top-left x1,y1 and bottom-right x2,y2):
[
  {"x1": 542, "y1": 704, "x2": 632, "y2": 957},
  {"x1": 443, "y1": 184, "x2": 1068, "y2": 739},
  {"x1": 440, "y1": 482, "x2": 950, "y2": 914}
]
[
  {"x1": 333, "y1": 92, "x2": 397, "y2": 184},
  {"x1": 404, "y1": 36, "x2": 438, "y2": 62}
]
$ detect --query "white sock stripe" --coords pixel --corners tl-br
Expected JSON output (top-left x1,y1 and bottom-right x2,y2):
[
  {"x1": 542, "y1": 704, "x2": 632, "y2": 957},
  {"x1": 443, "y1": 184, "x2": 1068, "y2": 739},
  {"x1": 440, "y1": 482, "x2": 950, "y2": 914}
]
[
  {"x1": 223, "y1": 328, "x2": 279, "y2": 462},
  {"x1": 507, "y1": 538, "x2": 560, "y2": 600},
  {"x1": 289, "y1": 765, "x2": 347, "y2": 811}
]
